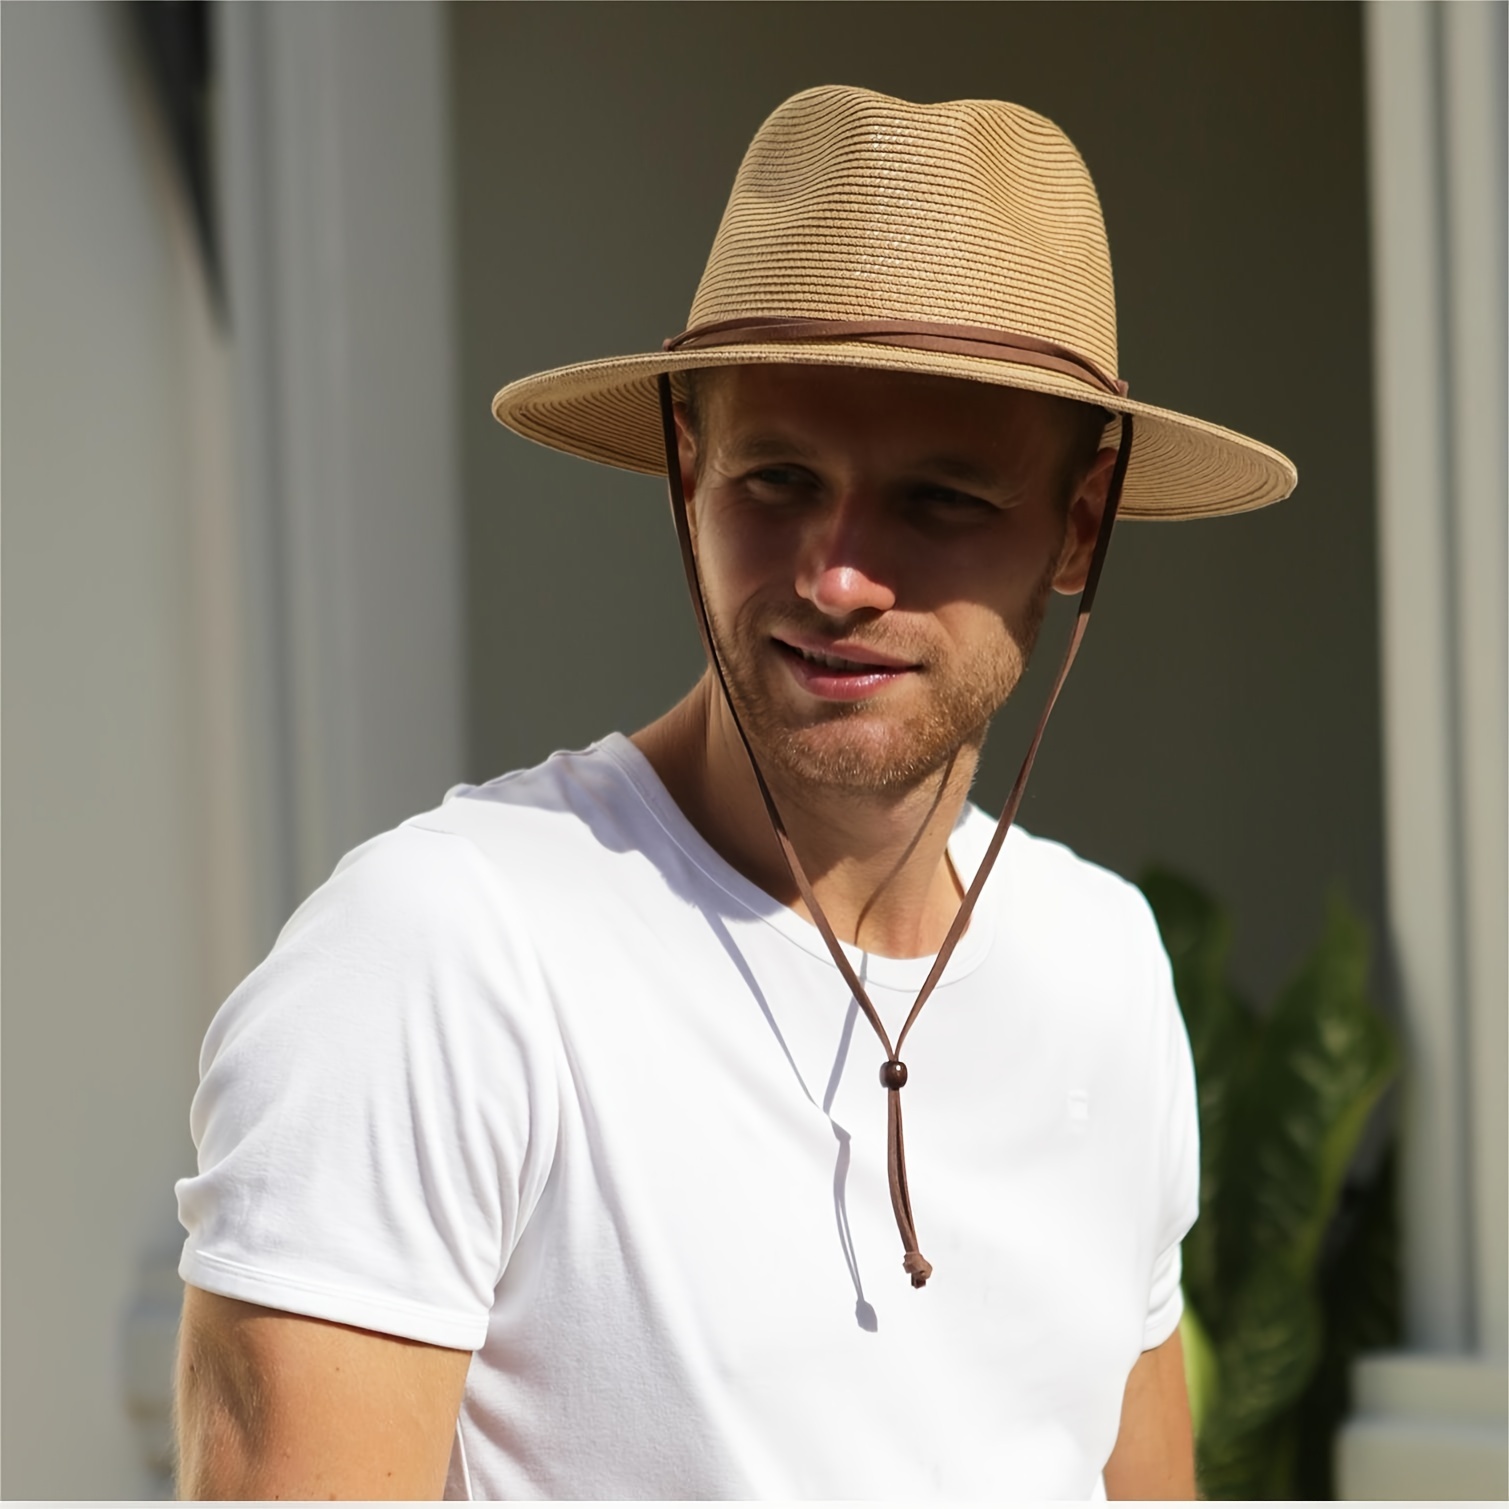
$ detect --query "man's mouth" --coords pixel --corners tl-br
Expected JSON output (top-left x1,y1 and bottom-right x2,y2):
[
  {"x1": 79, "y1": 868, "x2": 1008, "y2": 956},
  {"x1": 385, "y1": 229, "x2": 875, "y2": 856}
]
[
  {"x1": 790, "y1": 645, "x2": 895, "y2": 672},
  {"x1": 772, "y1": 634, "x2": 920, "y2": 700}
]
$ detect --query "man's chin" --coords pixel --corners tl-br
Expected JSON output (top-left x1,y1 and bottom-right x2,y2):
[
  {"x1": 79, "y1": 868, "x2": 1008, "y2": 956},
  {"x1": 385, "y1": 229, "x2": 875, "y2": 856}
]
[
  {"x1": 719, "y1": 654, "x2": 1005, "y2": 794},
  {"x1": 759, "y1": 717, "x2": 981, "y2": 795}
]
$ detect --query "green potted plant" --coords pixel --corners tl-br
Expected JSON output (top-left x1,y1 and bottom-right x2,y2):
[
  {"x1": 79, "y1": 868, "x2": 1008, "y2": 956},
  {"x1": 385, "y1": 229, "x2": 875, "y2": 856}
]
[{"x1": 1141, "y1": 870, "x2": 1401, "y2": 1499}]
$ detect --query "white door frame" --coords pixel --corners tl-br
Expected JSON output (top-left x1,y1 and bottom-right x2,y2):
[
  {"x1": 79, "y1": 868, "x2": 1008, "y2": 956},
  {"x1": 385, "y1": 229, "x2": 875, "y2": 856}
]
[
  {"x1": 216, "y1": 0, "x2": 466, "y2": 945},
  {"x1": 1343, "y1": 1, "x2": 1506, "y2": 1494}
]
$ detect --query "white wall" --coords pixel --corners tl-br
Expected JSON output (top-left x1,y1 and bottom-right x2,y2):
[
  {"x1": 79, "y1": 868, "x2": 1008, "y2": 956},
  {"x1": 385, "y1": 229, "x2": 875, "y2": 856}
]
[
  {"x1": 1339, "y1": 2, "x2": 1507, "y2": 1495},
  {"x1": 2, "y1": 4, "x2": 219, "y2": 1495},
  {"x1": 1, "y1": 3, "x2": 465, "y2": 1494},
  {"x1": 218, "y1": 1, "x2": 466, "y2": 926},
  {"x1": 1364, "y1": 0, "x2": 1507, "y2": 1362}
]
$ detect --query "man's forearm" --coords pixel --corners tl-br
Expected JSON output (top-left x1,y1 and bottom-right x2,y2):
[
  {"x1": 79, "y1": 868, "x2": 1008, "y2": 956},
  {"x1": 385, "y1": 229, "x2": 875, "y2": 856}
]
[{"x1": 1102, "y1": 1330, "x2": 1197, "y2": 1500}]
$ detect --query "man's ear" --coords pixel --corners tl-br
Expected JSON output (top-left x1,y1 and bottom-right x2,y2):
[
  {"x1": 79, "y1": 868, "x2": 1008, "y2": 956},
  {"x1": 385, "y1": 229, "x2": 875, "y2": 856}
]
[
  {"x1": 673, "y1": 406, "x2": 700, "y2": 525},
  {"x1": 1052, "y1": 446, "x2": 1117, "y2": 595}
]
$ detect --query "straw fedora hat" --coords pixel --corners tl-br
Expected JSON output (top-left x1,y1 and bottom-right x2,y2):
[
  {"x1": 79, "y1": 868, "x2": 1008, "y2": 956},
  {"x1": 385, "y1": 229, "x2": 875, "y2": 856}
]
[{"x1": 492, "y1": 84, "x2": 1296, "y2": 519}]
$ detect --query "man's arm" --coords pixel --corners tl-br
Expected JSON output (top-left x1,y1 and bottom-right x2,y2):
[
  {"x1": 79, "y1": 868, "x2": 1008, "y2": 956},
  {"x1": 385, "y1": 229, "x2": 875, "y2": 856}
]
[
  {"x1": 1102, "y1": 1329, "x2": 1196, "y2": 1500},
  {"x1": 175, "y1": 1285, "x2": 472, "y2": 1500}
]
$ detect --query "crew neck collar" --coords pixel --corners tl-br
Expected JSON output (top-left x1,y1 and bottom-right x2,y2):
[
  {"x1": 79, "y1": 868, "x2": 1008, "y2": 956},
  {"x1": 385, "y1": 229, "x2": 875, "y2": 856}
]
[{"x1": 593, "y1": 732, "x2": 1012, "y2": 992}]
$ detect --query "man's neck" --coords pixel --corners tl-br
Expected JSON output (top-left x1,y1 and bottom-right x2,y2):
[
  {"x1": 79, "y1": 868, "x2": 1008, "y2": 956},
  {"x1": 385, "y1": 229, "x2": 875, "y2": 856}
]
[{"x1": 631, "y1": 678, "x2": 978, "y2": 959}]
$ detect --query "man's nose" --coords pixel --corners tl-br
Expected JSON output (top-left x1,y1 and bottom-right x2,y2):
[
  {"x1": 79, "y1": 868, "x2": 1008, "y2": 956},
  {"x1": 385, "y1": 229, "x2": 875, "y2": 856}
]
[{"x1": 796, "y1": 494, "x2": 898, "y2": 617}]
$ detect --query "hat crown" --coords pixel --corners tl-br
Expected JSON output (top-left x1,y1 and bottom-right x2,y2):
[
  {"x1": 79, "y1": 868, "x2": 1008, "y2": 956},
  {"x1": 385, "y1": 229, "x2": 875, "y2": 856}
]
[{"x1": 688, "y1": 86, "x2": 1119, "y2": 376}]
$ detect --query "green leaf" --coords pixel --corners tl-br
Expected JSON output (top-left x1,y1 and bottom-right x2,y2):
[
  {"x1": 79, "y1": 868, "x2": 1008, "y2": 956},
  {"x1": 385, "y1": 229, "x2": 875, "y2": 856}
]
[
  {"x1": 1180, "y1": 1297, "x2": 1220, "y2": 1439},
  {"x1": 1197, "y1": 1260, "x2": 1321, "y2": 1497},
  {"x1": 1141, "y1": 876, "x2": 1401, "y2": 1499},
  {"x1": 1140, "y1": 869, "x2": 1256, "y2": 1331},
  {"x1": 1220, "y1": 896, "x2": 1397, "y2": 1287},
  {"x1": 1290, "y1": 1145, "x2": 1402, "y2": 1498},
  {"x1": 1199, "y1": 1418, "x2": 1299, "y2": 1501}
]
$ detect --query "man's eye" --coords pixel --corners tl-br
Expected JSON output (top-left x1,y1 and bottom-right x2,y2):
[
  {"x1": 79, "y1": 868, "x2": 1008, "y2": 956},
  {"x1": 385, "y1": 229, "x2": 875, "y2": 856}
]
[
  {"x1": 745, "y1": 466, "x2": 813, "y2": 493},
  {"x1": 915, "y1": 486, "x2": 995, "y2": 514}
]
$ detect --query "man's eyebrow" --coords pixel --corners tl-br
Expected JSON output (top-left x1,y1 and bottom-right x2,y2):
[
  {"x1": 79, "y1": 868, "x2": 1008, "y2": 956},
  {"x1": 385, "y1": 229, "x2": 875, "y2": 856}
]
[
  {"x1": 719, "y1": 431, "x2": 821, "y2": 464},
  {"x1": 718, "y1": 437, "x2": 1016, "y2": 492},
  {"x1": 908, "y1": 454, "x2": 1014, "y2": 492}
]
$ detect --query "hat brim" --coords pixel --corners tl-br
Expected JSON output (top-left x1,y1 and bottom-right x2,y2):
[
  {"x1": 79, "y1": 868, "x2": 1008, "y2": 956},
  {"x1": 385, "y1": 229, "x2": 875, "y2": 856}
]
[{"x1": 492, "y1": 343, "x2": 1296, "y2": 521}]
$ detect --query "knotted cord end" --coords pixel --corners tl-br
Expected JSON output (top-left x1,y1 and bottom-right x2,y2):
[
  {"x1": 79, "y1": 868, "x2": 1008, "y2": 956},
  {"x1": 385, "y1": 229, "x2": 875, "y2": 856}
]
[{"x1": 903, "y1": 1251, "x2": 933, "y2": 1288}]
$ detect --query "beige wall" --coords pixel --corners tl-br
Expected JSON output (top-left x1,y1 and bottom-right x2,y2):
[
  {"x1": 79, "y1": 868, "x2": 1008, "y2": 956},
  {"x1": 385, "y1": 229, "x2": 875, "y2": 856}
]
[
  {"x1": 1, "y1": 4, "x2": 465, "y2": 1494},
  {"x1": 2, "y1": 4, "x2": 215, "y2": 1495},
  {"x1": 454, "y1": 1, "x2": 1383, "y2": 1007}
]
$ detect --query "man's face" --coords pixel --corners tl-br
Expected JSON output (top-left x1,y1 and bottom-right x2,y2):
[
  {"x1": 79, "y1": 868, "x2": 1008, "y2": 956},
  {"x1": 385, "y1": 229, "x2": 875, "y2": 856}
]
[{"x1": 681, "y1": 364, "x2": 1105, "y2": 794}]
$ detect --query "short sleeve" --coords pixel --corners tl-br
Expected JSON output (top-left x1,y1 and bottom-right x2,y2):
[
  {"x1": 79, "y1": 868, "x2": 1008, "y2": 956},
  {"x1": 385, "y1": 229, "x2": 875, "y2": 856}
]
[
  {"x1": 176, "y1": 822, "x2": 560, "y2": 1351},
  {"x1": 1142, "y1": 934, "x2": 1200, "y2": 1351},
  {"x1": 1143, "y1": 1234, "x2": 1185, "y2": 1349}
]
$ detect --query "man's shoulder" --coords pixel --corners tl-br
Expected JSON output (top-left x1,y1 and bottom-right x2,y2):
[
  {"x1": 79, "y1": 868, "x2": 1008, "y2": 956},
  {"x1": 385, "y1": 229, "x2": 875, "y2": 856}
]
[
  {"x1": 960, "y1": 807, "x2": 1165, "y2": 959},
  {"x1": 293, "y1": 735, "x2": 663, "y2": 933},
  {"x1": 233, "y1": 741, "x2": 655, "y2": 1046},
  {"x1": 404, "y1": 733, "x2": 674, "y2": 881},
  {"x1": 432, "y1": 734, "x2": 632, "y2": 813},
  {"x1": 963, "y1": 806, "x2": 1152, "y2": 912}
]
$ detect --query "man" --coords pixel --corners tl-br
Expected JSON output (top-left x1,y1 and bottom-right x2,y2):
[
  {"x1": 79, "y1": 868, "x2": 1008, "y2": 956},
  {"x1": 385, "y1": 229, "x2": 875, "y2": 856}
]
[{"x1": 175, "y1": 86, "x2": 1294, "y2": 1499}]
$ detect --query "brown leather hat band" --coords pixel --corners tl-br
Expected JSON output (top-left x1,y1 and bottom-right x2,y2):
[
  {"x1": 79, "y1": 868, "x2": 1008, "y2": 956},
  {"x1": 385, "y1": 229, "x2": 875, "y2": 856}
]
[{"x1": 664, "y1": 315, "x2": 1129, "y2": 399}]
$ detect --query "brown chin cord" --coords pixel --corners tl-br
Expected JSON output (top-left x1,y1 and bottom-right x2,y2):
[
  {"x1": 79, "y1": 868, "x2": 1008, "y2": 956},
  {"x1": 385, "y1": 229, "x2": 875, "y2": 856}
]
[{"x1": 656, "y1": 361, "x2": 1134, "y2": 1288}]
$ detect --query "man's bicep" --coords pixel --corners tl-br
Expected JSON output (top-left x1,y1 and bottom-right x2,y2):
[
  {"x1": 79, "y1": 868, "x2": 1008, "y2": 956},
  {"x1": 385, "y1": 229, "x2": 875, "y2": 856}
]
[
  {"x1": 1102, "y1": 1328, "x2": 1196, "y2": 1501},
  {"x1": 175, "y1": 1284, "x2": 471, "y2": 1501}
]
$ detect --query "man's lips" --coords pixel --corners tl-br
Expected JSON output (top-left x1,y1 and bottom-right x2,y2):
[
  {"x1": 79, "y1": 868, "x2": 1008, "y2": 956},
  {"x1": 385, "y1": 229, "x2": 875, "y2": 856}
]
[{"x1": 771, "y1": 633, "x2": 921, "y2": 701}]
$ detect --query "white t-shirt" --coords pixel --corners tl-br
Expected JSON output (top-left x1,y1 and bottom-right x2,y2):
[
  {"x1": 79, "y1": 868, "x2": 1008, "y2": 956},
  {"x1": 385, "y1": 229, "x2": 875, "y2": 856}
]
[{"x1": 177, "y1": 735, "x2": 1198, "y2": 1500}]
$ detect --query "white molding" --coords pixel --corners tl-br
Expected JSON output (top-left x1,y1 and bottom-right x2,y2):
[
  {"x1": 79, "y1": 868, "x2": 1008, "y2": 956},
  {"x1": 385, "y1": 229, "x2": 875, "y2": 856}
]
[
  {"x1": 1440, "y1": 0, "x2": 1508, "y2": 1366},
  {"x1": 217, "y1": 1, "x2": 465, "y2": 929},
  {"x1": 217, "y1": 0, "x2": 301, "y2": 948},
  {"x1": 1364, "y1": 0, "x2": 1471, "y2": 1355},
  {"x1": 1349, "y1": 3, "x2": 1508, "y2": 1490},
  {"x1": 1338, "y1": 1354, "x2": 1508, "y2": 1499}
]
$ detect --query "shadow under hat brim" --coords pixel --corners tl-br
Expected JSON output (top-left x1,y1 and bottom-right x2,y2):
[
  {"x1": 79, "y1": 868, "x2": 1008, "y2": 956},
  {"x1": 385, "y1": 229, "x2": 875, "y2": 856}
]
[{"x1": 491, "y1": 342, "x2": 1297, "y2": 521}]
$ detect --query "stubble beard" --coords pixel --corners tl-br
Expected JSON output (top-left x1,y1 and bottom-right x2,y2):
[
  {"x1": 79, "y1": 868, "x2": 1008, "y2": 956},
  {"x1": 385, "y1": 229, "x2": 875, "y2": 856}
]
[{"x1": 708, "y1": 560, "x2": 1059, "y2": 797}]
